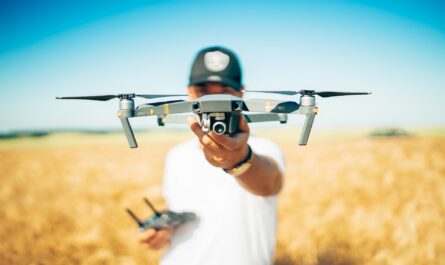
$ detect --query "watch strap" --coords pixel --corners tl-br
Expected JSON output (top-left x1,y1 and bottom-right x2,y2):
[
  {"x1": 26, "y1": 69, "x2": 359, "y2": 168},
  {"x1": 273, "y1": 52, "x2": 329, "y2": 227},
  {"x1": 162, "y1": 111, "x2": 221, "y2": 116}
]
[{"x1": 223, "y1": 145, "x2": 253, "y2": 176}]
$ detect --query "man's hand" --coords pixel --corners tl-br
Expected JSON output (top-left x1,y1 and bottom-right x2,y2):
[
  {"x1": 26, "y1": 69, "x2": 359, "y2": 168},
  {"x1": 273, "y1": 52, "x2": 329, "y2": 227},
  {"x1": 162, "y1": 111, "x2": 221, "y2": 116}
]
[
  {"x1": 188, "y1": 115, "x2": 250, "y2": 170},
  {"x1": 139, "y1": 227, "x2": 174, "y2": 250},
  {"x1": 188, "y1": 114, "x2": 283, "y2": 196}
]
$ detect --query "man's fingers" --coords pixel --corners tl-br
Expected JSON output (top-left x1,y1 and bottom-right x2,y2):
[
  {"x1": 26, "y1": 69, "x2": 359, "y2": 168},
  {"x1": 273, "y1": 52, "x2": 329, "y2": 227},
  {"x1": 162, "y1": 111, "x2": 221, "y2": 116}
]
[
  {"x1": 147, "y1": 234, "x2": 166, "y2": 249},
  {"x1": 188, "y1": 117, "x2": 205, "y2": 139},
  {"x1": 139, "y1": 228, "x2": 157, "y2": 243},
  {"x1": 202, "y1": 135, "x2": 221, "y2": 151},
  {"x1": 208, "y1": 131, "x2": 248, "y2": 151},
  {"x1": 207, "y1": 115, "x2": 249, "y2": 150},
  {"x1": 146, "y1": 227, "x2": 173, "y2": 250},
  {"x1": 238, "y1": 115, "x2": 250, "y2": 133},
  {"x1": 188, "y1": 117, "x2": 221, "y2": 151},
  {"x1": 207, "y1": 132, "x2": 236, "y2": 150}
]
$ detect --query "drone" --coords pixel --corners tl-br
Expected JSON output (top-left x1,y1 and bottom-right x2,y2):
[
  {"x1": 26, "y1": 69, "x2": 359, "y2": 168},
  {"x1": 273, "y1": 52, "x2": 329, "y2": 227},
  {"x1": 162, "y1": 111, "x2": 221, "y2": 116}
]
[
  {"x1": 126, "y1": 197, "x2": 196, "y2": 231},
  {"x1": 56, "y1": 89, "x2": 371, "y2": 148}
]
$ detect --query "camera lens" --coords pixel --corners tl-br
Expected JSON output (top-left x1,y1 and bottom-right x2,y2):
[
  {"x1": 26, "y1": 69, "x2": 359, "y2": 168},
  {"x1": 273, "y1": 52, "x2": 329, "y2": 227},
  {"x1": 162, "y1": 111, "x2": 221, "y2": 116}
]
[{"x1": 213, "y1": 122, "x2": 226, "y2": 135}]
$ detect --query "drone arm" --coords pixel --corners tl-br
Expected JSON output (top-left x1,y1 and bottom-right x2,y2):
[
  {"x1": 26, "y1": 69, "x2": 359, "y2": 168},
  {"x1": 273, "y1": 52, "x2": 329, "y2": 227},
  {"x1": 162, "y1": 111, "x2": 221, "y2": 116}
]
[
  {"x1": 159, "y1": 113, "x2": 287, "y2": 124},
  {"x1": 243, "y1": 99, "x2": 299, "y2": 113},
  {"x1": 161, "y1": 114, "x2": 199, "y2": 124},
  {"x1": 135, "y1": 101, "x2": 192, "y2": 117},
  {"x1": 243, "y1": 113, "x2": 288, "y2": 123}
]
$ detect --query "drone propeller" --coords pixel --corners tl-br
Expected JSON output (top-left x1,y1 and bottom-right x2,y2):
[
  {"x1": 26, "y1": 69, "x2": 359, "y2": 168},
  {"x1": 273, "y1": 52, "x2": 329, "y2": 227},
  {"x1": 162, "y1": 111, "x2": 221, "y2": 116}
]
[
  {"x1": 246, "y1": 90, "x2": 299, "y2": 95},
  {"x1": 309, "y1": 91, "x2": 371, "y2": 97},
  {"x1": 246, "y1": 90, "x2": 371, "y2": 97},
  {"x1": 147, "y1": 99, "x2": 186, "y2": 106},
  {"x1": 56, "y1": 93, "x2": 187, "y2": 101}
]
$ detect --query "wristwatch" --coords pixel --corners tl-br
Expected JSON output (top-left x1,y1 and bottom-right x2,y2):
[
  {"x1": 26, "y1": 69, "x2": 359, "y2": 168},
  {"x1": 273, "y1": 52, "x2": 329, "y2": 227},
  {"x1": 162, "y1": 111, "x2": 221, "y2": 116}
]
[{"x1": 223, "y1": 145, "x2": 253, "y2": 177}]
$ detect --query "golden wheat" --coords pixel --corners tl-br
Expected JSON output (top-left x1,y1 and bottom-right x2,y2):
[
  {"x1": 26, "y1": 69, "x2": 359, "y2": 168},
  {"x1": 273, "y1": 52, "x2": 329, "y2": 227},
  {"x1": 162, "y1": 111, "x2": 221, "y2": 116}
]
[{"x1": 1, "y1": 132, "x2": 444, "y2": 265}]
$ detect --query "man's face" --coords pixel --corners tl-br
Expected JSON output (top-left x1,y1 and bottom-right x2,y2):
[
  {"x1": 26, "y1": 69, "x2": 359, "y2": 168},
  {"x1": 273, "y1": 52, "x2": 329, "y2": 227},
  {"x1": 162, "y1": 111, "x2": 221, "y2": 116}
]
[{"x1": 187, "y1": 83, "x2": 243, "y2": 100}]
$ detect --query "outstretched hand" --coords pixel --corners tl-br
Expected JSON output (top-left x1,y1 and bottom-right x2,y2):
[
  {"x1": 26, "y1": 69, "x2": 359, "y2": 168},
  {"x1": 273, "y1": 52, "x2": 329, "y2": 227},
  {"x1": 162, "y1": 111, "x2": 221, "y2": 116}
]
[
  {"x1": 188, "y1": 115, "x2": 250, "y2": 170},
  {"x1": 139, "y1": 227, "x2": 174, "y2": 250}
]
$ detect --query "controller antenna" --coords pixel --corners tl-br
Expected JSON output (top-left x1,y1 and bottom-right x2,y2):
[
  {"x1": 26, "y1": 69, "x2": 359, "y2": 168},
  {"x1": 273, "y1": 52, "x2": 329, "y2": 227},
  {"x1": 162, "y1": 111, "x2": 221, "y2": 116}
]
[
  {"x1": 126, "y1": 208, "x2": 143, "y2": 227},
  {"x1": 144, "y1": 197, "x2": 161, "y2": 216}
]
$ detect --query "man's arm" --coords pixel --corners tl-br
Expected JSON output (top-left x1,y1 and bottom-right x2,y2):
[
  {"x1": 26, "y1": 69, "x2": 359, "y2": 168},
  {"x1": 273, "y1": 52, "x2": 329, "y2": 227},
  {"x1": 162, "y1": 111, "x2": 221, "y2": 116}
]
[
  {"x1": 233, "y1": 151, "x2": 283, "y2": 196},
  {"x1": 188, "y1": 116, "x2": 283, "y2": 196}
]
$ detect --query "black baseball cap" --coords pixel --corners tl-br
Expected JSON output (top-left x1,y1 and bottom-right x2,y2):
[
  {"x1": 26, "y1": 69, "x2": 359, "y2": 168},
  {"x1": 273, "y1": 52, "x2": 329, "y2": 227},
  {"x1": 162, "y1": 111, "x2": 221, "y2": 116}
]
[{"x1": 189, "y1": 46, "x2": 243, "y2": 91}]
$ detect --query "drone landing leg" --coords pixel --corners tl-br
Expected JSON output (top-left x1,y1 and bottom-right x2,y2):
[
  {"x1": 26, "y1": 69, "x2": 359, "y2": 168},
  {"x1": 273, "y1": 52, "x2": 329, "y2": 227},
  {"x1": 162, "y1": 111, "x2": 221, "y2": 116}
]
[
  {"x1": 299, "y1": 112, "x2": 316, "y2": 145},
  {"x1": 120, "y1": 118, "x2": 138, "y2": 148}
]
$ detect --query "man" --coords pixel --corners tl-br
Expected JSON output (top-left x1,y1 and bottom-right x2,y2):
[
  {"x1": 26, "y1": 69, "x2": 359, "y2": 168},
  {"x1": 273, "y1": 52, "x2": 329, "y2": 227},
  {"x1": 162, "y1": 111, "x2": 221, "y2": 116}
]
[{"x1": 139, "y1": 46, "x2": 285, "y2": 265}]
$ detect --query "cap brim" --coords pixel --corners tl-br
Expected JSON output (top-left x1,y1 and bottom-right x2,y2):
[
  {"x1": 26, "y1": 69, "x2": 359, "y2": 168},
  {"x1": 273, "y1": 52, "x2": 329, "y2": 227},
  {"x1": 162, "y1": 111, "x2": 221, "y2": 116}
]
[{"x1": 189, "y1": 75, "x2": 242, "y2": 91}]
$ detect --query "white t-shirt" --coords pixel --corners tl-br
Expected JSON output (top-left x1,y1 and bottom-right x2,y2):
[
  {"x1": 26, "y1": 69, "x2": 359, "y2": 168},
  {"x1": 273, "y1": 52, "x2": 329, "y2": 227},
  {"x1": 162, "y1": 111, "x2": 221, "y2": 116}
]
[{"x1": 161, "y1": 136, "x2": 285, "y2": 265}]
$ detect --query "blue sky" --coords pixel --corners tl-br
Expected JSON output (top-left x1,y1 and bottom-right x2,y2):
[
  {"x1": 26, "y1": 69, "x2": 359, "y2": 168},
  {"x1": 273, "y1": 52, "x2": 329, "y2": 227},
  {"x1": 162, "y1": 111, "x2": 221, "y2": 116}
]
[{"x1": 0, "y1": 0, "x2": 444, "y2": 131}]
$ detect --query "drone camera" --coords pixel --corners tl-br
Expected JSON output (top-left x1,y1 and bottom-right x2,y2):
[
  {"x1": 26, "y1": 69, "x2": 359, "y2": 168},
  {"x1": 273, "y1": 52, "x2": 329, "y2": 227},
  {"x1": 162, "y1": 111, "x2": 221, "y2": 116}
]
[
  {"x1": 200, "y1": 114, "x2": 211, "y2": 131},
  {"x1": 199, "y1": 112, "x2": 229, "y2": 134},
  {"x1": 213, "y1": 122, "x2": 227, "y2": 134}
]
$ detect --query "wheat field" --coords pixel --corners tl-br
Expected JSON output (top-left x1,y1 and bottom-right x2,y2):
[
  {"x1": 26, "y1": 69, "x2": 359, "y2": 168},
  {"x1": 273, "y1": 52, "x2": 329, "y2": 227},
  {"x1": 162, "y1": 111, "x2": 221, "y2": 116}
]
[{"x1": 1, "y1": 129, "x2": 444, "y2": 265}]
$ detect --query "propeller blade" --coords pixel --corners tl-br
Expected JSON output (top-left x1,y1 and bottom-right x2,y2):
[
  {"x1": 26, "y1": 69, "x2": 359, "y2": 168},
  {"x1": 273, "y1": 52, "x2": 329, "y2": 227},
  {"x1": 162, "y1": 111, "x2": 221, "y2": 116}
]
[
  {"x1": 56, "y1": 95, "x2": 117, "y2": 101},
  {"x1": 246, "y1": 90, "x2": 372, "y2": 98},
  {"x1": 136, "y1": 94, "x2": 187, "y2": 99},
  {"x1": 314, "y1": 91, "x2": 372, "y2": 97},
  {"x1": 56, "y1": 93, "x2": 187, "y2": 101},
  {"x1": 245, "y1": 90, "x2": 299, "y2": 95},
  {"x1": 148, "y1": 99, "x2": 186, "y2": 106}
]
